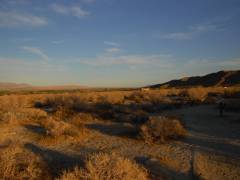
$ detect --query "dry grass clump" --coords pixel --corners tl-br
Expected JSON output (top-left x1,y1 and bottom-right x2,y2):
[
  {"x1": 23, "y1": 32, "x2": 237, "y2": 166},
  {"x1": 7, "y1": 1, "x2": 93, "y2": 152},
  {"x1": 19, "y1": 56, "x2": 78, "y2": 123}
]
[
  {"x1": 125, "y1": 91, "x2": 146, "y2": 103},
  {"x1": 193, "y1": 151, "x2": 240, "y2": 180},
  {"x1": 140, "y1": 116, "x2": 187, "y2": 143},
  {"x1": 0, "y1": 144, "x2": 51, "y2": 179},
  {"x1": 58, "y1": 152, "x2": 149, "y2": 180},
  {"x1": 39, "y1": 117, "x2": 79, "y2": 137},
  {"x1": 69, "y1": 113, "x2": 94, "y2": 127},
  {"x1": 186, "y1": 87, "x2": 209, "y2": 102},
  {"x1": 33, "y1": 94, "x2": 87, "y2": 114},
  {"x1": 45, "y1": 94, "x2": 86, "y2": 111}
]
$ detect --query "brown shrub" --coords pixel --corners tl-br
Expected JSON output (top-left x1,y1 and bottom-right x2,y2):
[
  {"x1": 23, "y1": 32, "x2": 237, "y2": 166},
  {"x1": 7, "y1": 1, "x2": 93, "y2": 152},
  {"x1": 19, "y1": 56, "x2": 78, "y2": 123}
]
[
  {"x1": 39, "y1": 117, "x2": 79, "y2": 137},
  {"x1": 124, "y1": 91, "x2": 145, "y2": 103},
  {"x1": 69, "y1": 113, "x2": 94, "y2": 128},
  {"x1": 54, "y1": 106, "x2": 75, "y2": 120},
  {"x1": 140, "y1": 116, "x2": 187, "y2": 143},
  {"x1": 38, "y1": 94, "x2": 87, "y2": 112},
  {"x1": 186, "y1": 87, "x2": 209, "y2": 102},
  {"x1": 58, "y1": 152, "x2": 149, "y2": 180},
  {"x1": 0, "y1": 144, "x2": 51, "y2": 179}
]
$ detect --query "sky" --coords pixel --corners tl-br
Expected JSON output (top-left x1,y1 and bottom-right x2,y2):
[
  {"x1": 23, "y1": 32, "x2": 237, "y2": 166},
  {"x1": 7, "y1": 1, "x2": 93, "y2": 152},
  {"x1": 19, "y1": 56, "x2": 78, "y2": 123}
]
[{"x1": 0, "y1": 0, "x2": 240, "y2": 87}]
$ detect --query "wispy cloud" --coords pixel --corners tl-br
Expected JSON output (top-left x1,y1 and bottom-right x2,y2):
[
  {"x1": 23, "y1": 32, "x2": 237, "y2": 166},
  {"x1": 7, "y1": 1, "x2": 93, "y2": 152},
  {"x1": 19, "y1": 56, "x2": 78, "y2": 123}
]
[
  {"x1": 51, "y1": 4, "x2": 90, "y2": 18},
  {"x1": 80, "y1": 53, "x2": 173, "y2": 68},
  {"x1": 104, "y1": 41, "x2": 120, "y2": 47},
  {"x1": 105, "y1": 47, "x2": 121, "y2": 54},
  {"x1": 159, "y1": 23, "x2": 218, "y2": 40},
  {"x1": 0, "y1": 12, "x2": 47, "y2": 27},
  {"x1": 21, "y1": 46, "x2": 49, "y2": 60}
]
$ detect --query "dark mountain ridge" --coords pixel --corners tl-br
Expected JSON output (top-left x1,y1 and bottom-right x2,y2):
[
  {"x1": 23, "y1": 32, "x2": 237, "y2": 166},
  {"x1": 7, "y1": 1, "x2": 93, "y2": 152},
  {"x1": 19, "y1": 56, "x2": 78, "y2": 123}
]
[{"x1": 149, "y1": 70, "x2": 240, "y2": 88}]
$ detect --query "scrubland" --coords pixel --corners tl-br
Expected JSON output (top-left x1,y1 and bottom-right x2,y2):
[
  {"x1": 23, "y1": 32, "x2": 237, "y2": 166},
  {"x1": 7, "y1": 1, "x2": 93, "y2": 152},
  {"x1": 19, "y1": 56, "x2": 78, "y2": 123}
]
[{"x1": 0, "y1": 87, "x2": 239, "y2": 179}]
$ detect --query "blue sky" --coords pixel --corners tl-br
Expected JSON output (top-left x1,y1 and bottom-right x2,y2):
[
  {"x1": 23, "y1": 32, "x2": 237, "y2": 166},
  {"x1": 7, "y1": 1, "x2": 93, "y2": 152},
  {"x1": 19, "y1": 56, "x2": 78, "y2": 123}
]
[{"x1": 0, "y1": 0, "x2": 240, "y2": 87}]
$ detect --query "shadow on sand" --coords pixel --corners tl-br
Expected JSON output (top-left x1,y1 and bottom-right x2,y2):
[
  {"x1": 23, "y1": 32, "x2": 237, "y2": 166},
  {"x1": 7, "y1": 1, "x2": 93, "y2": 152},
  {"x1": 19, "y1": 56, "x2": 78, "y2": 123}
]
[
  {"x1": 24, "y1": 124, "x2": 47, "y2": 135},
  {"x1": 24, "y1": 143, "x2": 88, "y2": 177},
  {"x1": 135, "y1": 156, "x2": 192, "y2": 180},
  {"x1": 182, "y1": 132, "x2": 240, "y2": 158},
  {"x1": 86, "y1": 123, "x2": 138, "y2": 138}
]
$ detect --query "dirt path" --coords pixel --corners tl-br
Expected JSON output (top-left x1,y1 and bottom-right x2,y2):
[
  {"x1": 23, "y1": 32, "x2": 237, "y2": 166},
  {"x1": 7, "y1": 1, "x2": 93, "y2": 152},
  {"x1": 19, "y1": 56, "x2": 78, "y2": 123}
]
[
  {"x1": 168, "y1": 105, "x2": 240, "y2": 179},
  {"x1": 173, "y1": 105, "x2": 240, "y2": 157}
]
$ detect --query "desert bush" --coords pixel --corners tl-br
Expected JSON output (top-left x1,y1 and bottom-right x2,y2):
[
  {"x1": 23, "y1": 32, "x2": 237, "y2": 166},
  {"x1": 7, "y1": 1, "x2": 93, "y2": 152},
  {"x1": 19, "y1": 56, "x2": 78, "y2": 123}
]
[
  {"x1": 58, "y1": 152, "x2": 149, "y2": 180},
  {"x1": 140, "y1": 116, "x2": 187, "y2": 143},
  {"x1": 37, "y1": 94, "x2": 87, "y2": 112},
  {"x1": 69, "y1": 113, "x2": 94, "y2": 127},
  {"x1": 17, "y1": 108, "x2": 48, "y2": 121},
  {"x1": 53, "y1": 106, "x2": 75, "y2": 120},
  {"x1": 39, "y1": 117, "x2": 79, "y2": 137},
  {"x1": 186, "y1": 87, "x2": 208, "y2": 102},
  {"x1": 0, "y1": 144, "x2": 51, "y2": 179},
  {"x1": 224, "y1": 89, "x2": 240, "y2": 98},
  {"x1": 125, "y1": 91, "x2": 145, "y2": 103}
]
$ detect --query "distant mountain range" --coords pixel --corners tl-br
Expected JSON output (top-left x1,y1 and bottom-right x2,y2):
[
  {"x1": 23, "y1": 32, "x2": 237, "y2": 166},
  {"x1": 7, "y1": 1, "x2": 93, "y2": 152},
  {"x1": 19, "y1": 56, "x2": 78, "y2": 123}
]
[
  {"x1": 0, "y1": 83, "x2": 32, "y2": 90},
  {"x1": 0, "y1": 83, "x2": 86, "y2": 91},
  {"x1": 148, "y1": 70, "x2": 240, "y2": 88},
  {"x1": 1, "y1": 70, "x2": 240, "y2": 90}
]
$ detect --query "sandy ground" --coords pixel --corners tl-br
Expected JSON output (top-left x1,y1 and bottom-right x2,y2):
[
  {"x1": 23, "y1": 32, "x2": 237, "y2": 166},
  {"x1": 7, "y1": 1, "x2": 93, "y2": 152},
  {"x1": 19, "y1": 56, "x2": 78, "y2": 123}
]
[
  {"x1": 1, "y1": 104, "x2": 240, "y2": 179},
  {"x1": 169, "y1": 105, "x2": 240, "y2": 179},
  {"x1": 72, "y1": 104, "x2": 240, "y2": 179}
]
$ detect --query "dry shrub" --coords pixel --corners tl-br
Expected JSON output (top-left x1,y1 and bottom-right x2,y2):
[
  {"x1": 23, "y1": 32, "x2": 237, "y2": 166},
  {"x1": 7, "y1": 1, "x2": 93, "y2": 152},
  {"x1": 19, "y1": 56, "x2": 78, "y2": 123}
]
[
  {"x1": 193, "y1": 151, "x2": 240, "y2": 180},
  {"x1": 69, "y1": 113, "x2": 94, "y2": 127},
  {"x1": 125, "y1": 91, "x2": 146, "y2": 104},
  {"x1": 58, "y1": 152, "x2": 149, "y2": 180},
  {"x1": 38, "y1": 94, "x2": 87, "y2": 112},
  {"x1": 186, "y1": 87, "x2": 209, "y2": 102},
  {"x1": 19, "y1": 108, "x2": 48, "y2": 120},
  {"x1": 0, "y1": 95, "x2": 24, "y2": 111},
  {"x1": 54, "y1": 106, "x2": 75, "y2": 120},
  {"x1": 224, "y1": 88, "x2": 240, "y2": 98},
  {"x1": 0, "y1": 144, "x2": 51, "y2": 179},
  {"x1": 39, "y1": 117, "x2": 79, "y2": 137},
  {"x1": 140, "y1": 116, "x2": 187, "y2": 143}
]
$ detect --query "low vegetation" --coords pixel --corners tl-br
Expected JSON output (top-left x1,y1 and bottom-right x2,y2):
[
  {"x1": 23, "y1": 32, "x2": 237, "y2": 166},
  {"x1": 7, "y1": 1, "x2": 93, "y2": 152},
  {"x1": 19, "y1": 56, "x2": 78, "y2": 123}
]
[
  {"x1": 0, "y1": 86, "x2": 239, "y2": 179},
  {"x1": 0, "y1": 144, "x2": 52, "y2": 180},
  {"x1": 58, "y1": 152, "x2": 149, "y2": 180},
  {"x1": 140, "y1": 116, "x2": 187, "y2": 143}
]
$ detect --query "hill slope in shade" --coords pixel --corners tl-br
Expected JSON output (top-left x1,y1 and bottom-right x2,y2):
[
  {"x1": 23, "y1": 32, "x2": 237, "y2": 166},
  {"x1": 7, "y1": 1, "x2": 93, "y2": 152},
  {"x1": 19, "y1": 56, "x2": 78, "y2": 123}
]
[{"x1": 149, "y1": 70, "x2": 240, "y2": 88}]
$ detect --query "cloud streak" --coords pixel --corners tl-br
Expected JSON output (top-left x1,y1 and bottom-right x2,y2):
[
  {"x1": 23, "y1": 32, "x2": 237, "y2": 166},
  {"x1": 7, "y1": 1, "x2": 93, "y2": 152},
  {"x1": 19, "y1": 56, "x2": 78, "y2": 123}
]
[
  {"x1": 0, "y1": 12, "x2": 47, "y2": 27},
  {"x1": 51, "y1": 4, "x2": 90, "y2": 18},
  {"x1": 80, "y1": 53, "x2": 174, "y2": 68},
  {"x1": 159, "y1": 23, "x2": 218, "y2": 40},
  {"x1": 105, "y1": 47, "x2": 121, "y2": 54},
  {"x1": 104, "y1": 41, "x2": 120, "y2": 47},
  {"x1": 21, "y1": 46, "x2": 49, "y2": 60}
]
